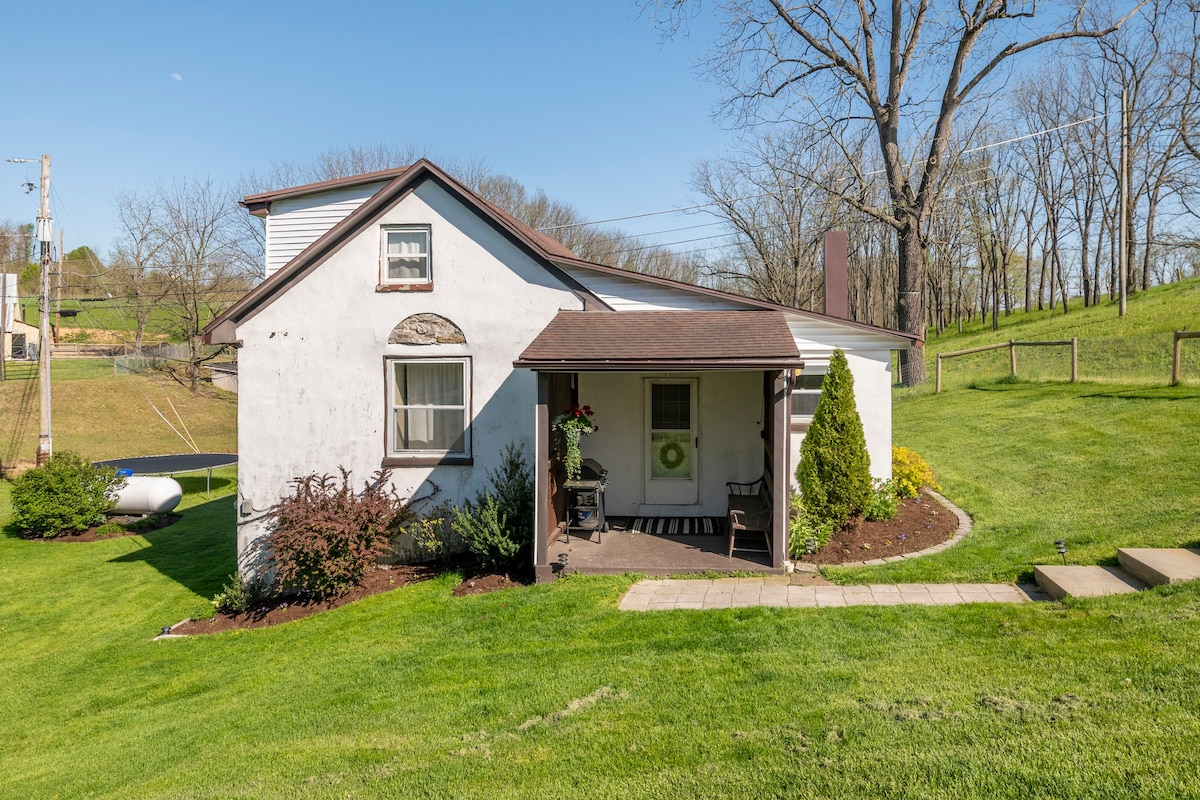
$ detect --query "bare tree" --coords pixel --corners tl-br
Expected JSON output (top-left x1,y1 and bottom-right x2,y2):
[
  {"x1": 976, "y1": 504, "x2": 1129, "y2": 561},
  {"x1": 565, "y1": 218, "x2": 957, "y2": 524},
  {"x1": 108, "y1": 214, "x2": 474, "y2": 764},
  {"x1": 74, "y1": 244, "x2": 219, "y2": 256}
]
[
  {"x1": 1089, "y1": 1, "x2": 1190, "y2": 295},
  {"x1": 964, "y1": 146, "x2": 1023, "y2": 328},
  {"x1": 690, "y1": 131, "x2": 843, "y2": 306},
  {"x1": 653, "y1": 0, "x2": 1146, "y2": 384},
  {"x1": 1180, "y1": 2, "x2": 1200, "y2": 165},
  {"x1": 1016, "y1": 72, "x2": 1081, "y2": 313},
  {"x1": 156, "y1": 178, "x2": 256, "y2": 391},
  {"x1": 110, "y1": 191, "x2": 172, "y2": 353}
]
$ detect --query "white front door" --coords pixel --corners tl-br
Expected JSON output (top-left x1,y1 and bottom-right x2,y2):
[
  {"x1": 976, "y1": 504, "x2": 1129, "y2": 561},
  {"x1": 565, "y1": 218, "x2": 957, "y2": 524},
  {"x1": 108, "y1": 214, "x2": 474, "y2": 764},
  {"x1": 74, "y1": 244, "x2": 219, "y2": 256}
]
[{"x1": 644, "y1": 378, "x2": 699, "y2": 505}]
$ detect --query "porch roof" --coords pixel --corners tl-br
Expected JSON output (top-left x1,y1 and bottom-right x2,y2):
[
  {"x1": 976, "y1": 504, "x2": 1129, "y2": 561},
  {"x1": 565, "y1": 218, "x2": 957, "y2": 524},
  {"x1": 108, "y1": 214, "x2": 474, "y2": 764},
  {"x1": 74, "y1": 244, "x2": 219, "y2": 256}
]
[{"x1": 514, "y1": 310, "x2": 804, "y2": 371}]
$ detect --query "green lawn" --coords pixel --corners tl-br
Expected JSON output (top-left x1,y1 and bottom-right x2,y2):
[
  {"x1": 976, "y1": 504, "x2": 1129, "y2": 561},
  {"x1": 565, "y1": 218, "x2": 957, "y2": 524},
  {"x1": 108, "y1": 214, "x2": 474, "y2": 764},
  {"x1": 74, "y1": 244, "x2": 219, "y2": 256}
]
[
  {"x1": 2, "y1": 382, "x2": 1200, "y2": 797},
  {"x1": 828, "y1": 381, "x2": 1200, "y2": 584},
  {"x1": 3, "y1": 356, "x2": 119, "y2": 381},
  {"x1": 2, "y1": 282, "x2": 1199, "y2": 797}
]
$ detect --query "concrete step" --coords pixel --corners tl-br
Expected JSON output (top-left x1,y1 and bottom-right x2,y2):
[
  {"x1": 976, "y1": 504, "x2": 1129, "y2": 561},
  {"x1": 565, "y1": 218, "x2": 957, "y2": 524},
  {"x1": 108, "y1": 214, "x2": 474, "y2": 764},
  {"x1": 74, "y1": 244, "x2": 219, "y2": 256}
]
[
  {"x1": 1118, "y1": 548, "x2": 1200, "y2": 587},
  {"x1": 1033, "y1": 565, "x2": 1147, "y2": 601}
]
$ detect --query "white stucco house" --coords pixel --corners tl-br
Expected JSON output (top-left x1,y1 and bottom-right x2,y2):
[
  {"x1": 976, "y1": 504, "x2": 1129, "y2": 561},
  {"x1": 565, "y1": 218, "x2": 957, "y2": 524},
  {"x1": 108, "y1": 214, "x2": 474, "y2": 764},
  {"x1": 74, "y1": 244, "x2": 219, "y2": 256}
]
[{"x1": 204, "y1": 160, "x2": 914, "y2": 579}]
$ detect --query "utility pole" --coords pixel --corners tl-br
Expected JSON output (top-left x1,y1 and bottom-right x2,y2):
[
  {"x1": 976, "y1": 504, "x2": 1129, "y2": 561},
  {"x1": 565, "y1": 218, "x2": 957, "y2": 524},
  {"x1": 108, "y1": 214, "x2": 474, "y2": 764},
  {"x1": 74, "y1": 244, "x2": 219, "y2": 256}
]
[
  {"x1": 36, "y1": 153, "x2": 53, "y2": 464},
  {"x1": 1118, "y1": 89, "x2": 1128, "y2": 318}
]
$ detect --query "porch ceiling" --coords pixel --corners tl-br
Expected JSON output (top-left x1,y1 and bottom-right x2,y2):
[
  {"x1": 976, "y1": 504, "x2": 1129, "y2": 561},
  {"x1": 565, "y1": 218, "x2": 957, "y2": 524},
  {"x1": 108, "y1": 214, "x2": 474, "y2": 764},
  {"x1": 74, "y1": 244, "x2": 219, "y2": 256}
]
[{"x1": 513, "y1": 310, "x2": 804, "y2": 371}]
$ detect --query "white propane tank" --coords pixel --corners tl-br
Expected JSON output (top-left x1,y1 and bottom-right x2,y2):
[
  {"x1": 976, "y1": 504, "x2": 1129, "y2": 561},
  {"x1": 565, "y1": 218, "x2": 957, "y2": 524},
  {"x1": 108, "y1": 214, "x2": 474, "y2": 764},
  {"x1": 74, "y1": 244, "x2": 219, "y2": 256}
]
[{"x1": 112, "y1": 476, "x2": 183, "y2": 515}]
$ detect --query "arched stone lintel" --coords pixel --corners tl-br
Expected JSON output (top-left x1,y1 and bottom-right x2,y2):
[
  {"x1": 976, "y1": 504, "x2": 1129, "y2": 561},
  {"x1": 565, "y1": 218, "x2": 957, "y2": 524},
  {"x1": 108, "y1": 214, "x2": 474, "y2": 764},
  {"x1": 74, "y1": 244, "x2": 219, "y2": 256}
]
[{"x1": 388, "y1": 313, "x2": 467, "y2": 345}]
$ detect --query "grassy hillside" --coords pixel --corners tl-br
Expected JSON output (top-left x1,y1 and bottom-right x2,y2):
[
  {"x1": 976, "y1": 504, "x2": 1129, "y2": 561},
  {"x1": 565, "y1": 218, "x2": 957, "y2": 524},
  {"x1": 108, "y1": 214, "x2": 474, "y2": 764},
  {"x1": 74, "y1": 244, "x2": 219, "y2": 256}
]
[
  {"x1": 0, "y1": 359, "x2": 236, "y2": 465},
  {"x1": 858, "y1": 279, "x2": 1200, "y2": 584},
  {"x1": 920, "y1": 278, "x2": 1200, "y2": 390},
  {"x1": 838, "y1": 381, "x2": 1200, "y2": 585},
  {"x1": 18, "y1": 296, "x2": 192, "y2": 344}
]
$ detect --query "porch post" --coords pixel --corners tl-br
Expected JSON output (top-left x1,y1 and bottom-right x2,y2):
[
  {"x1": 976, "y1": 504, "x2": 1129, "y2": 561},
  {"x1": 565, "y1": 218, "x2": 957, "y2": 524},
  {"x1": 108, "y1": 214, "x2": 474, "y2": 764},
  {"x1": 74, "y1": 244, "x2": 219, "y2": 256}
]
[
  {"x1": 772, "y1": 370, "x2": 790, "y2": 568},
  {"x1": 534, "y1": 371, "x2": 552, "y2": 581}
]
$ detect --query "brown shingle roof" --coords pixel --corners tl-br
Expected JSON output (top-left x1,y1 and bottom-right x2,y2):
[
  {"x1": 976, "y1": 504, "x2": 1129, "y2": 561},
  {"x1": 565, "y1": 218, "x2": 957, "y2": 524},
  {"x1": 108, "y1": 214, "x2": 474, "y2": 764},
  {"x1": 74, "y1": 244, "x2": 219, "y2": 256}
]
[
  {"x1": 514, "y1": 310, "x2": 803, "y2": 371},
  {"x1": 240, "y1": 166, "x2": 414, "y2": 208}
]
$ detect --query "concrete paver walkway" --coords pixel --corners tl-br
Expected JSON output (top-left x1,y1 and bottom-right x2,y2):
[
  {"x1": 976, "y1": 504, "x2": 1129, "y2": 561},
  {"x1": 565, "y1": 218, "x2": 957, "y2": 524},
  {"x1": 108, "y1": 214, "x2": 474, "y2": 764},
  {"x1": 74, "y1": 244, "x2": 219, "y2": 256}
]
[{"x1": 619, "y1": 576, "x2": 1042, "y2": 611}]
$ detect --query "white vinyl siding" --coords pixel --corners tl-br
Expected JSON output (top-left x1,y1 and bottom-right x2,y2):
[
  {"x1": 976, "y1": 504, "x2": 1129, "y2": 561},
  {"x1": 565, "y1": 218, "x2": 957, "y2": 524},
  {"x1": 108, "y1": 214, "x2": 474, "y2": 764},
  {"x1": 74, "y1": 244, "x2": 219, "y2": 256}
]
[
  {"x1": 263, "y1": 182, "x2": 389, "y2": 278},
  {"x1": 559, "y1": 264, "x2": 753, "y2": 312}
]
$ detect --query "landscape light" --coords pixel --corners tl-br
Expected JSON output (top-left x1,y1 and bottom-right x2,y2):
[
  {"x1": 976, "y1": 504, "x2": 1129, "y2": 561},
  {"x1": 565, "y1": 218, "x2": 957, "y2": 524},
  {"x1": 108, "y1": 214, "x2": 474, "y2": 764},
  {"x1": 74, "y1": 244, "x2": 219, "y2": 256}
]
[
  {"x1": 805, "y1": 537, "x2": 816, "y2": 558},
  {"x1": 1054, "y1": 540, "x2": 1067, "y2": 564},
  {"x1": 558, "y1": 552, "x2": 568, "y2": 568}
]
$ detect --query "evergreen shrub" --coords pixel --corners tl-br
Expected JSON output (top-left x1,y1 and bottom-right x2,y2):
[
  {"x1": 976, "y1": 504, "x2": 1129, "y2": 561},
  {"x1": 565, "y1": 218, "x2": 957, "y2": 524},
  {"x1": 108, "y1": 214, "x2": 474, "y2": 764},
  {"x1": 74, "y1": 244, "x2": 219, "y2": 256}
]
[
  {"x1": 796, "y1": 349, "x2": 872, "y2": 529},
  {"x1": 452, "y1": 443, "x2": 534, "y2": 573}
]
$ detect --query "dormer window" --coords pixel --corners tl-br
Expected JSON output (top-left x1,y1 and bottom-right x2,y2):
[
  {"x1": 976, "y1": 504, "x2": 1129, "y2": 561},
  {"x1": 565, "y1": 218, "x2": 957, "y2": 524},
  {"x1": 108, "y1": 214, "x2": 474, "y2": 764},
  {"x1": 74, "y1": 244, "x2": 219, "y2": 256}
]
[{"x1": 380, "y1": 226, "x2": 431, "y2": 289}]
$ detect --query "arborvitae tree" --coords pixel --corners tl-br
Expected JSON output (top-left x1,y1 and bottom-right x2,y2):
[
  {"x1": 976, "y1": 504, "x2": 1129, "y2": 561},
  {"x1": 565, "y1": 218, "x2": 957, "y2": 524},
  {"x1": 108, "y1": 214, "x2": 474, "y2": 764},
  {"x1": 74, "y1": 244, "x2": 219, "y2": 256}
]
[{"x1": 797, "y1": 349, "x2": 871, "y2": 528}]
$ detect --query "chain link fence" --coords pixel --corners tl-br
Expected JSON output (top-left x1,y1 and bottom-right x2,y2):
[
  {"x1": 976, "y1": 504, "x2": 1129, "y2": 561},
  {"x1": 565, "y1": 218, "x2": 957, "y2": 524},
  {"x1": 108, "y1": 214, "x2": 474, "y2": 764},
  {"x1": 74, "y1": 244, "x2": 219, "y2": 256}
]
[{"x1": 112, "y1": 343, "x2": 192, "y2": 375}]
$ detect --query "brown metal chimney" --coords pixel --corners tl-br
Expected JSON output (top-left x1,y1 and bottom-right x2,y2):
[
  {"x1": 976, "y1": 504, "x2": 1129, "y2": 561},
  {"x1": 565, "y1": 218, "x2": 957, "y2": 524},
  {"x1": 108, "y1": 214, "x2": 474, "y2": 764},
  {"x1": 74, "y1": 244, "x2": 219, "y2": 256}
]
[{"x1": 823, "y1": 230, "x2": 849, "y2": 319}]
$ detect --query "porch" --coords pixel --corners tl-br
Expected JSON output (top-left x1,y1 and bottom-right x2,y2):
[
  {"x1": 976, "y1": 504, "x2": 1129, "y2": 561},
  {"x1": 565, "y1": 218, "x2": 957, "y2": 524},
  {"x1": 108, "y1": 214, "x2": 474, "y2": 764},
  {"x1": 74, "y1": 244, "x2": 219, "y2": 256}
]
[
  {"x1": 546, "y1": 519, "x2": 783, "y2": 576},
  {"x1": 514, "y1": 310, "x2": 804, "y2": 581}
]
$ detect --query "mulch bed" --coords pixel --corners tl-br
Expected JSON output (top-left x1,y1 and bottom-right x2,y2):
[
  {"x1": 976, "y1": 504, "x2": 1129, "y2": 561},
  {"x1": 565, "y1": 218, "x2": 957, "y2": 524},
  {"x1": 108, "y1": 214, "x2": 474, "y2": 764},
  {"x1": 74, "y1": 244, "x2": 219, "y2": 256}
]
[
  {"x1": 166, "y1": 492, "x2": 958, "y2": 635},
  {"x1": 800, "y1": 490, "x2": 960, "y2": 566},
  {"x1": 171, "y1": 557, "x2": 531, "y2": 636},
  {"x1": 19, "y1": 514, "x2": 181, "y2": 542}
]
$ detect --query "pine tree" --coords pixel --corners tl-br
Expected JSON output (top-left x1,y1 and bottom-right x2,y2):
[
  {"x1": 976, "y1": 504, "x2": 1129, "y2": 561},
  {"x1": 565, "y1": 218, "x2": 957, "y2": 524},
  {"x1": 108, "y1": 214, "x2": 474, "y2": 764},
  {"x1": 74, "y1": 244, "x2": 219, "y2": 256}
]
[{"x1": 797, "y1": 349, "x2": 872, "y2": 528}]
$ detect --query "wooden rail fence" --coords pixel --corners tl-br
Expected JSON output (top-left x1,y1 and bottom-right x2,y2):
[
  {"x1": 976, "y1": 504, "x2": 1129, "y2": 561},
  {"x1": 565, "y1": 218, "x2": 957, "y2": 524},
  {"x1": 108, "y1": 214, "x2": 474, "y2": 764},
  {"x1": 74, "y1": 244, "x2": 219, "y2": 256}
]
[
  {"x1": 936, "y1": 339, "x2": 1078, "y2": 393},
  {"x1": 1172, "y1": 331, "x2": 1200, "y2": 385}
]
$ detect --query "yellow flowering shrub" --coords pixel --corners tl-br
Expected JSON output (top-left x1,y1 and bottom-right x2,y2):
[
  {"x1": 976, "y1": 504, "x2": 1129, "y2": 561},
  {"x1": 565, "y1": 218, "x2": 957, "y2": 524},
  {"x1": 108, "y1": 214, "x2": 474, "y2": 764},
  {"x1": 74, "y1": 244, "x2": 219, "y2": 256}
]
[{"x1": 892, "y1": 446, "x2": 940, "y2": 499}]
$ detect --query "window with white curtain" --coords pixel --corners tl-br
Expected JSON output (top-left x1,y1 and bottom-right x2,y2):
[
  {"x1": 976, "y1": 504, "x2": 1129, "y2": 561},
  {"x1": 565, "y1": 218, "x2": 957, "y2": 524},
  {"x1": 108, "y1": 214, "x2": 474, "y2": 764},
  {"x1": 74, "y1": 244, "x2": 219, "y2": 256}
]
[
  {"x1": 387, "y1": 358, "x2": 469, "y2": 456},
  {"x1": 381, "y1": 226, "x2": 430, "y2": 284}
]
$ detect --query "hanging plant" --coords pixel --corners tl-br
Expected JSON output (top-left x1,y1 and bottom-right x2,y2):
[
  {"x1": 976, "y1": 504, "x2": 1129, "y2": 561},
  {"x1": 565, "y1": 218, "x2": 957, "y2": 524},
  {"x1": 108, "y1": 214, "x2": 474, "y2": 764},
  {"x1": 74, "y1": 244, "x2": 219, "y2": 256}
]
[{"x1": 552, "y1": 405, "x2": 597, "y2": 482}]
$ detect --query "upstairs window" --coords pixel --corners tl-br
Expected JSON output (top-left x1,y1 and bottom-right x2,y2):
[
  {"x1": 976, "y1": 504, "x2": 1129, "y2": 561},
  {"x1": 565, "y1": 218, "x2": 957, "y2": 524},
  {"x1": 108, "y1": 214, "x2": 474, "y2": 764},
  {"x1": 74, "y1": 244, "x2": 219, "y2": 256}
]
[{"x1": 381, "y1": 226, "x2": 430, "y2": 285}]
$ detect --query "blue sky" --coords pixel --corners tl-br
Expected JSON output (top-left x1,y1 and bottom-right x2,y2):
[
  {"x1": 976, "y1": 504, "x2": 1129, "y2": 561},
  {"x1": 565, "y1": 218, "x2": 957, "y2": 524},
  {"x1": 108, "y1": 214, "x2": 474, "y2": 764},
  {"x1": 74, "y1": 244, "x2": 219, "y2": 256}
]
[{"x1": 2, "y1": 1, "x2": 730, "y2": 258}]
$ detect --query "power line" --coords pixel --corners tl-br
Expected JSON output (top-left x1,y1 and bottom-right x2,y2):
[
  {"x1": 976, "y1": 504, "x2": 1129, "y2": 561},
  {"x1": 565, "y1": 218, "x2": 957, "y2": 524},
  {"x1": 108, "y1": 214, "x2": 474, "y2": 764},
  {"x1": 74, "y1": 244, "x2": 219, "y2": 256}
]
[
  {"x1": 606, "y1": 220, "x2": 727, "y2": 240},
  {"x1": 609, "y1": 233, "x2": 736, "y2": 256},
  {"x1": 537, "y1": 103, "x2": 1200, "y2": 235}
]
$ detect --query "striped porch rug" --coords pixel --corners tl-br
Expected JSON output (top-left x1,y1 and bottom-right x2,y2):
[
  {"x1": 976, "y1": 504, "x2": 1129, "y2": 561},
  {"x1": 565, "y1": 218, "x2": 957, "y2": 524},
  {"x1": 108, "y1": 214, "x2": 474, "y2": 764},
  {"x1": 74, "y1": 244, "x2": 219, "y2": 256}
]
[{"x1": 628, "y1": 517, "x2": 724, "y2": 536}]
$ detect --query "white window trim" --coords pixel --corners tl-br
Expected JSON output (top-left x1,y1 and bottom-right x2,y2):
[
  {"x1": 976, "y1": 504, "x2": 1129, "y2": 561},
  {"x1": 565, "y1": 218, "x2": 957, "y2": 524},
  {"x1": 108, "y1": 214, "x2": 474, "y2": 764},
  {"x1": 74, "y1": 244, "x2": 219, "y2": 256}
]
[
  {"x1": 380, "y1": 225, "x2": 431, "y2": 285},
  {"x1": 385, "y1": 357, "x2": 471, "y2": 461},
  {"x1": 790, "y1": 362, "x2": 828, "y2": 424}
]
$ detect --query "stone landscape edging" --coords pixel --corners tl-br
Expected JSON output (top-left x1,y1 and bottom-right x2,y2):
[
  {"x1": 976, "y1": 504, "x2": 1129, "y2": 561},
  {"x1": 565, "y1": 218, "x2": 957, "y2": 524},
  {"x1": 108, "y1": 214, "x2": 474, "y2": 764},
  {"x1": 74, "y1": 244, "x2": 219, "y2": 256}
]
[{"x1": 828, "y1": 489, "x2": 971, "y2": 569}]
